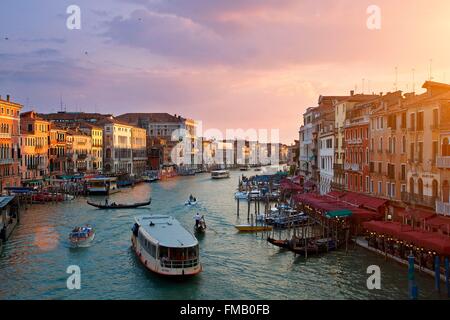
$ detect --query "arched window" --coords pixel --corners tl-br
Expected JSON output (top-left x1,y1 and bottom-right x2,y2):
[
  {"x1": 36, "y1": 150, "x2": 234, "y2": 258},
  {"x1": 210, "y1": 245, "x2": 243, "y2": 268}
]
[
  {"x1": 402, "y1": 136, "x2": 406, "y2": 153},
  {"x1": 418, "y1": 178, "x2": 424, "y2": 198},
  {"x1": 409, "y1": 178, "x2": 415, "y2": 195},
  {"x1": 432, "y1": 180, "x2": 439, "y2": 199},
  {"x1": 443, "y1": 180, "x2": 449, "y2": 203},
  {"x1": 443, "y1": 138, "x2": 449, "y2": 157}
]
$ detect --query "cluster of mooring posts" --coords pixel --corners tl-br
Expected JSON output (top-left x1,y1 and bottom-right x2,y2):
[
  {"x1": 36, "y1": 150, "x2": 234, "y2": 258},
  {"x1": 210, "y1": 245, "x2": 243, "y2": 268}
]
[{"x1": 235, "y1": 174, "x2": 351, "y2": 259}]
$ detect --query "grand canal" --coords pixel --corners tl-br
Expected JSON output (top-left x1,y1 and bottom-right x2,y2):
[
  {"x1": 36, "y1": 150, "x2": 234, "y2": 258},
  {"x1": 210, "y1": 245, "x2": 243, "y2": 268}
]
[{"x1": 0, "y1": 171, "x2": 446, "y2": 300}]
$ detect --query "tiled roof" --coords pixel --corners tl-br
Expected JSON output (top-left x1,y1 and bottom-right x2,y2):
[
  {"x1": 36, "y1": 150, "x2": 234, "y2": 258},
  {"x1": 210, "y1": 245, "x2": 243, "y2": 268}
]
[{"x1": 116, "y1": 113, "x2": 185, "y2": 124}]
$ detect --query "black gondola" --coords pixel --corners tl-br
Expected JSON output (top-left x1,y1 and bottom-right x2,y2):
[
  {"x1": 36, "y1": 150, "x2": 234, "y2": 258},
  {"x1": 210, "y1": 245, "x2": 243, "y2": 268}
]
[
  {"x1": 194, "y1": 219, "x2": 207, "y2": 233},
  {"x1": 87, "y1": 198, "x2": 151, "y2": 209}
]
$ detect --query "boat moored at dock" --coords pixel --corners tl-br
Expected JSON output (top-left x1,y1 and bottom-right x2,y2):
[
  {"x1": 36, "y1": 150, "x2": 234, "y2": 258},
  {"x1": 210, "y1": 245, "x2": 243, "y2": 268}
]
[
  {"x1": 211, "y1": 170, "x2": 230, "y2": 179},
  {"x1": 86, "y1": 177, "x2": 120, "y2": 195},
  {"x1": 131, "y1": 215, "x2": 202, "y2": 276}
]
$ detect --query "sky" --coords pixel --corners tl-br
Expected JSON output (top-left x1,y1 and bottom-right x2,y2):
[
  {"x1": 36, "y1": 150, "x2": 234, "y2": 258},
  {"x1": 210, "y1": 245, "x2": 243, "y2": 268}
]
[{"x1": 1, "y1": 0, "x2": 450, "y2": 143}]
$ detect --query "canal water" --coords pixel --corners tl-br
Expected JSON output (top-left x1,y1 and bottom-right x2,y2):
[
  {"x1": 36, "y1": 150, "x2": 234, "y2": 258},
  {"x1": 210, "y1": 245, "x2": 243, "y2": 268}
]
[{"x1": 0, "y1": 171, "x2": 447, "y2": 300}]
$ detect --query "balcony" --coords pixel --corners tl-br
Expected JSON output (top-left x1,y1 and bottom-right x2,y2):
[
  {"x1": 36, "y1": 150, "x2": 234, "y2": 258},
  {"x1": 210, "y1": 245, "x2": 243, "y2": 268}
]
[
  {"x1": 333, "y1": 164, "x2": 343, "y2": 172},
  {"x1": 344, "y1": 163, "x2": 360, "y2": 171},
  {"x1": 436, "y1": 156, "x2": 450, "y2": 169},
  {"x1": 0, "y1": 132, "x2": 11, "y2": 139},
  {"x1": 347, "y1": 138, "x2": 363, "y2": 145},
  {"x1": 436, "y1": 201, "x2": 450, "y2": 216},
  {"x1": 401, "y1": 192, "x2": 436, "y2": 209},
  {"x1": 0, "y1": 158, "x2": 14, "y2": 165}
]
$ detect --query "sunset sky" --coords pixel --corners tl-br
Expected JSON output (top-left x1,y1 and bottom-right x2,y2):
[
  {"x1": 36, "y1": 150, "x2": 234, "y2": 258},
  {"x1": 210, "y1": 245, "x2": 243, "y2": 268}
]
[{"x1": 1, "y1": 0, "x2": 450, "y2": 143}]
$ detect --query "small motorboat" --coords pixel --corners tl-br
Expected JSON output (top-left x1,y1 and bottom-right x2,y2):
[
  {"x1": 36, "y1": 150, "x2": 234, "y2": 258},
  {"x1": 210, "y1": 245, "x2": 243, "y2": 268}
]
[
  {"x1": 185, "y1": 200, "x2": 198, "y2": 206},
  {"x1": 87, "y1": 198, "x2": 151, "y2": 209},
  {"x1": 69, "y1": 226, "x2": 95, "y2": 247},
  {"x1": 234, "y1": 224, "x2": 273, "y2": 232},
  {"x1": 234, "y1": 191, "x2": 248, "y2": 200},
  {"x1": 185, "y1": 196, "x2": 198, "y2": 206}
]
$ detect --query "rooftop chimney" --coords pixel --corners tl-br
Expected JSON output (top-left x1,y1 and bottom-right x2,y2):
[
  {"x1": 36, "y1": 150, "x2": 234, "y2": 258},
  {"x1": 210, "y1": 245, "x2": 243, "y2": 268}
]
[
  {"x1": 350, "y1": 90, "x2": 354, "y2": 96},
  {"x1": 6, "y1": 94, "x2": 10, "y2": 102}
]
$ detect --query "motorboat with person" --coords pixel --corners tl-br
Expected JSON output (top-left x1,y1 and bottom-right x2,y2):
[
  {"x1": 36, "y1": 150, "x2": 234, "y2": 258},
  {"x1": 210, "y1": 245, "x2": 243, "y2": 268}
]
[
  {"x1": 185, "y1": 194, "x2": 198, "y2": 206},
  {"x1": 69, "y1": 225, "x2": 95, "y2": 247}
]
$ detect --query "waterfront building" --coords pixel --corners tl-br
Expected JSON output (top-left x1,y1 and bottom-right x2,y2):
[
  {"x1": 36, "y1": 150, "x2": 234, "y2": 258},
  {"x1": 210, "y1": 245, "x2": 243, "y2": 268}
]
[
  {"x1": 99, "y1": 117, "x2": 133, "y2": 175},
  {"x1": 368, "y1": 91, "x2": 407, "y2": 210},
  {"x1": 436, "y1": 91, "x2": 450, "y2": 216},
  {"x1": 0, "y1": 95, "x2": 22, "y2": 191},
  {"x1": 402, "y1": 81, "x2": 450, "y2": 213},
  {"x1": 78, "y1": 123, "x2": 103, "y2": 173},
  {"x1": 131, "y1": 126, "x2": 147, "y2": 177},
  {"x1": 299, "y1": 107, "x2": 317, "y2": 181},
  {"x1": 66, "y1": 128, "x2": 92, "y2": 174},
  {"x1": 40, "y1": 112, "x2": 111, "y2": 125},
  {"x1": 20, "y1": 111, "x2": 50, "y2": 184},
  {"x1": 287, "y1": 140, "x2": 299, "y2": 168},
  {"x1": 318, "y1": 122, "x2": 334, "y2": 195},
  {"x1": 343, "y1": 100, "x2": 371, "y2": 193},
  {"x1": 48, "y1": 124, "x2": 67, "y2": 176},
  {"x1": 332, "y1": 93, "x2": 379, "y2": 191},
  {"x1": 116, "y1": 113, "x2": 199, "y2": 169}
]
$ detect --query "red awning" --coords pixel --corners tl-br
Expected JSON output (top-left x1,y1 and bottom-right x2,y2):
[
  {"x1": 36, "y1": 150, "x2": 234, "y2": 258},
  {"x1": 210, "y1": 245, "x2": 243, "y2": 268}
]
[
  {"x1": 291, "y1": 175, "x2": 303, "y2": 184},
  {"x1": 426, "y1": 216, "x2": 450, "y2": 229},
  {"x1": 351, "y1": 208, "x2": 383, "y2": 222},
  {"x1": 420, "y1": 235, "x2": 450, "y2": 256},
  {"x1": 325, "y1": 191, "x2": 346, "y2": 200},
  {"x1": 363, "y1": 221, "x2": 450, "y2": 255},
  {"x1": 340, "y1": 192, "x2": 388, "y2": 211},
  {"x1": 405, "y1": 208, "x2": 436, "y2": 221},
  {"x1": 362, "y1": 221, "x2": 413, "y2": 238}
]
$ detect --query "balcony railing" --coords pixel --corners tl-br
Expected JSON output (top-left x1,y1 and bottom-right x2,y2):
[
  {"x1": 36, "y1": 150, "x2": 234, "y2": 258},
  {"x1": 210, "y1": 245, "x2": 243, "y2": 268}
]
[
  {"x1": 344, "y1": 163, "x2": 360, "y2": 171},
  {"x1": 401, "y1": 192, "x2": 436, "y2": 209},
  {"x1": 436, "y1": 156, "x2": 450, "y2": 169},
  {"x1": 333, "y1": 164, "x2": 343, "y2": 171},
  {"x1": 0, "y1": 158, "x2": 14, "y2": 165},
  {"x1": 0, "y1": 132, "x2": 11, "y2": 139},
  {"x1": 436, "y1": 201, "x2": 450, "y2": 216},
  {"x1": 347, "y1": 138, "x2": 363, "y2": 145}
]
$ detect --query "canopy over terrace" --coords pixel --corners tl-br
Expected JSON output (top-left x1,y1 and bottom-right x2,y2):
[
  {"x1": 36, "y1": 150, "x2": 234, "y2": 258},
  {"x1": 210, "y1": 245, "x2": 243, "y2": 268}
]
[
  {"x1": 363, "y1": 221, "x2": 450, "y2": 256},
  {"x1": 338, "y1": 192, "x2": 388, "y2": 212},
  {"x1": 293, "y1": 193, "x2": 379, "y2": 222},
  {"x1": 280, "y1": 179, "x2": 303, "y2": 192}
]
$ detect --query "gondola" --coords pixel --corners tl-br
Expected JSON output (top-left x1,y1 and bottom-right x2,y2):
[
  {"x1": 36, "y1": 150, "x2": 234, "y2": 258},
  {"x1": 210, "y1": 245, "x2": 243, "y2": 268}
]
[
  {"x1": 267, "y1": 237, "x2": 290, "y2": 249},
  {"x1": 87, "y1": 198, "x2": 151, "y2": 209},
  {"x1": 288, "y1": 238, "x2": 337, "y2": 256},
  {"x1": 194, "y1": 219, "x2": 207, "y2": 233}
]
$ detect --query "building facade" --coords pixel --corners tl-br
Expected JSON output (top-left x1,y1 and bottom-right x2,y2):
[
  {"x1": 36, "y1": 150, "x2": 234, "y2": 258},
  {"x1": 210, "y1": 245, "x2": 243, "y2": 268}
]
[
  {"x1": 79, "y1": 123, "x2": 103, "y2": 173},
  {"x1": 66, "y1": 128, "x2": 92, "y2": 174},
  {"x1": 48, "y1": 125, "x2": 67, "y2": 176},
  {"x1": 20, "y1": 111, "x2": 50, "y2": 184},
  {"x1": 368, "y1": 92, "x2": 407, "y2": 205},
  {"x1": 343, "y1": 102, "x2": 370, "y2": 193},
  {"x1": 131, "y1": 126, "x2": 147, "y2": 176},
  {"x1": 0, "y1": 95, "x2": 22, "y2": 190},
  {"x1": 100, "y1": 118, "x2": 133, "y2": 175},
  {"x1": 403, "y1": 82, "x2": 450, "y2": 212},
  {"x1": 318, "y1": 123, "x2": 334, "y2": 195}
]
